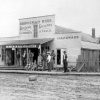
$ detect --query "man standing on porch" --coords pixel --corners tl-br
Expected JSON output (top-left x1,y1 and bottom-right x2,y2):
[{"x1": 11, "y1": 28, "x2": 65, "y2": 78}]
[
  {"x1": 16, "y1": 51, "x2": 20, "y2": 66},
  {"x1": 63, "y1": 51, "x2": 68, "y2": 72},
  {"x1": 22, "y1": 50, "x2": 27, "y2": 67}
]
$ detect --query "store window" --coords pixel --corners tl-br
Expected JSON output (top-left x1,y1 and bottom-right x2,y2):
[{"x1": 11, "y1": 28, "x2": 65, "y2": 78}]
[
  {"x1": 46, "y1": 46, "x2": 49, "y2": 51},
  {"x1": 42, "y1": 46, "x2": 50, "y2": 52},
  {"x1": 34, "y1": 25, "x2": 38, "y2": 38}
]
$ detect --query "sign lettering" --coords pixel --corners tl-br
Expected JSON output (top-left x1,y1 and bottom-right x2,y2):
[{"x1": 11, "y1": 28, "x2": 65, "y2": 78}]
[{"x1": 19, "y1": 15, "x2": 55, "y2": 35}]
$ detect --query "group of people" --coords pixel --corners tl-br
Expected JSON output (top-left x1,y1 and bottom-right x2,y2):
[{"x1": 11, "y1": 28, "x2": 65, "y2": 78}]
[
  {"x1": 25, "y1": 50, "x2": 37, "y2": 70},
  {"x1": 16, "y1": 49, "x2": 69, "y2": 72},
  {"x1": 41, "y1": 50, "x2": 56, "y2": 71},
  {"x1": 21, "y1": 50, "x2": 56, "y2": 71}
]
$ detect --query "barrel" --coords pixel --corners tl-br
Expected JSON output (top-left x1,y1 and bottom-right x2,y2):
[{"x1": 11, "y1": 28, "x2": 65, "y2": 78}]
[{"x1": 29, "y1": 75, "x2": 37, "y2": 81}]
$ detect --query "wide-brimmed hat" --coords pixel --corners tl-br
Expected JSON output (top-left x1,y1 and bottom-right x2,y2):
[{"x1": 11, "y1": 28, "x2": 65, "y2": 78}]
[
  {"x1": 63, "y1": 51, "x2": 66, "y2": 53},
  {"x1": 47, "y1": 51, "x2": 51, "y2": 54}
]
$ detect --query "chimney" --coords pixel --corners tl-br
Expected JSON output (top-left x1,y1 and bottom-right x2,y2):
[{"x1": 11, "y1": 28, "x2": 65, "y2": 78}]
[{"x1": 92, "y1": 28, "x2": 95, "y2": 38}]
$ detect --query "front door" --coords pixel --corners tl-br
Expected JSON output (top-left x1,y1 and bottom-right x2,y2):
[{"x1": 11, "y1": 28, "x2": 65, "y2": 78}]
[
  {"x1": 57, "y1": 48, "x2": 66, "y2": 67},
  {"x1": 6, "y1": 48, "x2": 15, "y2": 66}
]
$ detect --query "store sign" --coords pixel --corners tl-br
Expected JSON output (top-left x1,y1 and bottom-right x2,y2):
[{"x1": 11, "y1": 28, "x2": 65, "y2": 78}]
[
  {"x1": 57, "y1": 35, "x2": 79, "y2": 39},
  {"x1": 6, "y1": 45, "x2": 38, "y2": 48},
  {"x1": 19, "y1": 15, "x2": 55, "y2": 35},
  {"x1": 12, "y1": 47, "x2": 15, "y2": 50}
]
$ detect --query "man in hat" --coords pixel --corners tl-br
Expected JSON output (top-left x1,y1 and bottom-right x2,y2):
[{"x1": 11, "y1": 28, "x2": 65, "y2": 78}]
[
  {"x1": 47, "y1": 52, "x2": 51, "y2": 71},
  {"x1": 63, "y1": 51, "x2": 68, "y2": 72}
]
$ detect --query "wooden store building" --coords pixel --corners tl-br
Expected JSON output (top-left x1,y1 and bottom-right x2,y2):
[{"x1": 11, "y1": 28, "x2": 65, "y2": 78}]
[{"x1": 0, "y1": 15, "x2": 100, "y2": 72}]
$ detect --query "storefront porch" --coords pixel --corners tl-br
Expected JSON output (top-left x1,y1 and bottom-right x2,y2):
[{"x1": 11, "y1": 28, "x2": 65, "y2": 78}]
[{"x1": 1, "y1": 38, "x2": 54, "y2": 67}]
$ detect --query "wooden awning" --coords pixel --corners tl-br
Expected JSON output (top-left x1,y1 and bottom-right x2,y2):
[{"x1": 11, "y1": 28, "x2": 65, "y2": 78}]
[{"x1": 3, "y1": 38, "x2": 54, "y2": 46}]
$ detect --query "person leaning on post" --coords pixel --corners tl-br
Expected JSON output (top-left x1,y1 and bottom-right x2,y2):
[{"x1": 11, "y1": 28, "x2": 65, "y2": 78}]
[{"x1": 63, "y1": 51, "x2": 69, "y2": 72}]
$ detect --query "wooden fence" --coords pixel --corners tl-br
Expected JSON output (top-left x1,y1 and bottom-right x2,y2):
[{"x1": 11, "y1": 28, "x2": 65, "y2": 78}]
[{"x1": 76, "y1": 49, "x2": 100, "y2": 72}]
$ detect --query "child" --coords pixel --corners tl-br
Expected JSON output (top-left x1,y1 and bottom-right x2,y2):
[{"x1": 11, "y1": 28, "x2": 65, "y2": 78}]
[
  {"x1": 31, "y1": 60, "x2": 37, "y2": 71},
  {"x1": 25, "y1": 63, "x2": 30, "y2": 70}
]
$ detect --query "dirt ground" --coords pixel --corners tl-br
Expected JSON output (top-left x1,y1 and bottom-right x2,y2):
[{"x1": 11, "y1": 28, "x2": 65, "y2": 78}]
[{"x1": 0, "y1": 73, "x2": 100, "y2": 100}]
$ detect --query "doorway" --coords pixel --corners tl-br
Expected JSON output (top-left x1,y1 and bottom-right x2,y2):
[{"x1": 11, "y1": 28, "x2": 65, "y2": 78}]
[
  {"x1": 6, "y1": 48, "x2": 15, "y2": 66},
  {"x1": 28, "y1": 48, "x2": 39, "y2": 64},
  {"x1": 57, "y1": 48, "x2": 66, "y2": 67},
  {"x1": 57, "y1": 49, "x2": 61, "y2": 65}
]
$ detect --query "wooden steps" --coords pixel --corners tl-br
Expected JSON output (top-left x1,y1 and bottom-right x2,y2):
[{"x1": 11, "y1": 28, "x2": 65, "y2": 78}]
[{"x1": 0, "y1": 66, "x2": 25, "y2": 70}]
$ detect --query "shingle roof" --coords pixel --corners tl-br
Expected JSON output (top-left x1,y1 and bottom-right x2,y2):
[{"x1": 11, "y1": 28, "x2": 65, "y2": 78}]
[
  {"x1": 55, "y1": 25, "x2": 98, "y2": 43},
  {"x1": 81, "y1": 41, "x2": 100, "y2": 50},
  {"x1": 55, "y1": 25, "x2": 81, "y2": 34},
  {"x1": 81, "y1": 33, "x2": 98, "y2": 43}
]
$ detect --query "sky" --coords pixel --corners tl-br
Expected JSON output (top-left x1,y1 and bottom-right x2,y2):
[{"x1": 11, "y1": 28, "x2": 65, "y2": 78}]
[{"x1": 0, "y1": 0, "x2": 100, "y2": 37}]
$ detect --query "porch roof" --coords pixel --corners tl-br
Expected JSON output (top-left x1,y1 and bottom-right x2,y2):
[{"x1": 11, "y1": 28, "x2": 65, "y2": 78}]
[{"x1": 3, "y1": 38, "x2": 54, "y2": 45}]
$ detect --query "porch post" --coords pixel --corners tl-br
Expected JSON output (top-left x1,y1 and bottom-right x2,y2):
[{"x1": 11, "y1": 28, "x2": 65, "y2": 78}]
[
  {"x1": 27, "y1": 48, "x2": 28, "y2": 65},
  {"x1": 39, "y1": 44, "x2": 41, "y2": 54},
  {"x1": 5, "y1": 47, "x2": 6, "y2": 65},
  {"x1": 19, "y1": 48, "x2": 22, "y2": 66},
  {"x1": 14, "y1": 48, "x2": 16, "y2": 66}
]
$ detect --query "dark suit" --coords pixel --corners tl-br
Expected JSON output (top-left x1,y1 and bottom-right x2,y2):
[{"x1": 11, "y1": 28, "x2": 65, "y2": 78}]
[{"x1": 63, "y1": 53, "x2": 68, "y2": 72}]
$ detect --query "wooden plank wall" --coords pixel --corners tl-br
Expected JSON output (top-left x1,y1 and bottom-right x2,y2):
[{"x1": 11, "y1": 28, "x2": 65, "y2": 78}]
[{"x1": 77, "y1": 49, "x2": 100, "y2": 72}]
